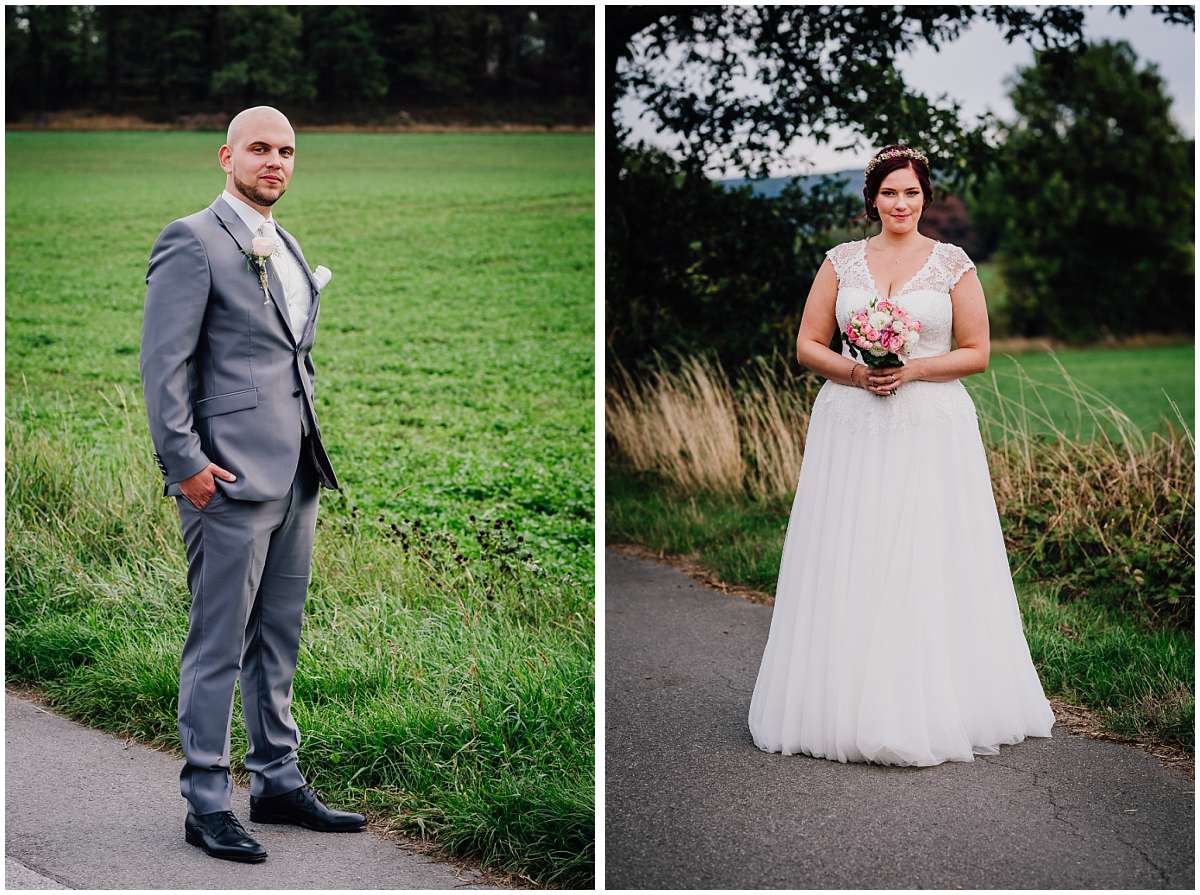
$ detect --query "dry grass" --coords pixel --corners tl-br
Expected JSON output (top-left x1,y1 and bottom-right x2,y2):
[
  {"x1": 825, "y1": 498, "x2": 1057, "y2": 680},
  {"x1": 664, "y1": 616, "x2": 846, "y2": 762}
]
[
  {"x1": 606, "y1": 355, "x2": 821, "y2": 498},
  {"x1": 975, "y1": 356, "x2": 1193, "y2": 587},
  {"x1": 606, "y1": 357, "x2": 746, "y2": 494}
]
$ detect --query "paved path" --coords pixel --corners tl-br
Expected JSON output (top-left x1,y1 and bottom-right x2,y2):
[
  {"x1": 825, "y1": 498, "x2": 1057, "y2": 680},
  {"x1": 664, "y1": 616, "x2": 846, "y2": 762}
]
[
  {"x1": 605, "y1": 550, "x2": 1195, "y2": 890},
  {"x1": 5, "y1": 693, "x2": 506, "y2": 890}
]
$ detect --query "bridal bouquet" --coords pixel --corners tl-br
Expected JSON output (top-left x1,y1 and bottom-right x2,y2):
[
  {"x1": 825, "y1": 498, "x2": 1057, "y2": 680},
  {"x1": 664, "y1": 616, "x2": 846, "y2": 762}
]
[{"x1": 844, "y1": 299, "x2": 922, "y2": 368}]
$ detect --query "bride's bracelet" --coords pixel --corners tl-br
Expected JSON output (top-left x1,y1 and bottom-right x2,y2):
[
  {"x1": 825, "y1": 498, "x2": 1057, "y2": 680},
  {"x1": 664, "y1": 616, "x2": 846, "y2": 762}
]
[{"x1": 848, "y1": 363, "x2": 865, "y2": 388}]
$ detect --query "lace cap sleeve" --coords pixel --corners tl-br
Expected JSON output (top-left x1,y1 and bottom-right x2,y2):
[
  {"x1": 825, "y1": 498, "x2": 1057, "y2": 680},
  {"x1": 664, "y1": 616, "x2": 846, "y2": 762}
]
[
  {"x1": 945, "y1": 243, "x2": 977, "y2": 289},
  {"x1": 824, "y1": 241, "x2": 855, "y2": 285}
]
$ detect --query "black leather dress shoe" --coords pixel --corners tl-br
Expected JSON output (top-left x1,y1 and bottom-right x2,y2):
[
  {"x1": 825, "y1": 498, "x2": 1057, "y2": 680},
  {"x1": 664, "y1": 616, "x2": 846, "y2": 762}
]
[
  {"x1": 249, "y1": 784, "x2": 367, "y2": 832},
  {"x1": 184, "y1": 810, "x2": 267, "y2": 862}
]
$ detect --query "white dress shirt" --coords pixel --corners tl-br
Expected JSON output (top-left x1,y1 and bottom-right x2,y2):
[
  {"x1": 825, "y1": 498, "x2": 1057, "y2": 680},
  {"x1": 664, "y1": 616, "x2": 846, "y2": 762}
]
[{"x1": 220, "y1": 190, "x2": 312, "y2": 341}]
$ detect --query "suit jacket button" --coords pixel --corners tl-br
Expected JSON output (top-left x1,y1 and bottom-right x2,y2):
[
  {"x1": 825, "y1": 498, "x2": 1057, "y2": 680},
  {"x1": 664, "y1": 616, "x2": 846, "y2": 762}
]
[{"x1": 293, "y1": 389, "x2": 302, "y2": 396}]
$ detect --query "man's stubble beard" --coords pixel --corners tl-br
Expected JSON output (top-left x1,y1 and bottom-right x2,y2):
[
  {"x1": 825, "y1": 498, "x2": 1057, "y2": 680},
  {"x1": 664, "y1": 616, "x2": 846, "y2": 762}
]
[{"x1": 233, "y1": 168, "x2": 285, "y2": 208}]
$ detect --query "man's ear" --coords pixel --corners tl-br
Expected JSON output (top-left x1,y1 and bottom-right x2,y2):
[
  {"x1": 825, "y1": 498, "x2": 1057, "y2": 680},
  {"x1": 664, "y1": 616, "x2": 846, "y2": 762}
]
[{"x1": 218, "y1": 145, "x2": 233, "y2": 173}]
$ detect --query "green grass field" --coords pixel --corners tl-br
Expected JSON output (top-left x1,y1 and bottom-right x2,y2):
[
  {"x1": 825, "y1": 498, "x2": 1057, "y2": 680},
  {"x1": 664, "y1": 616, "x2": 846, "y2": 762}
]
[
  {"x1": 7, "y1": 131, "x2": 594, "y2": 886},
  {"x1": 966, "y1": 344, "x2": 1193, "y2": 438},
  {"x1": 974, "y1": 261, "x2": 1191, "y2": 436}
]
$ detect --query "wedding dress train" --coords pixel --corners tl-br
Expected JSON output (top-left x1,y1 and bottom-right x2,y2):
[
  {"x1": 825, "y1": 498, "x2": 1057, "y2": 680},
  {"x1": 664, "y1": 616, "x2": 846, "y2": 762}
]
[{"x1": 747, "y1": 239, "x2": 1055, "y2": 766}]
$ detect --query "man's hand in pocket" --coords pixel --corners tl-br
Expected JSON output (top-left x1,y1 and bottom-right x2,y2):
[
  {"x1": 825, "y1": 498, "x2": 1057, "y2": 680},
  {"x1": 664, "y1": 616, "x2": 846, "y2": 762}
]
[{"x1": 180, "y1": 463, "x2": 237, "y2": 510}]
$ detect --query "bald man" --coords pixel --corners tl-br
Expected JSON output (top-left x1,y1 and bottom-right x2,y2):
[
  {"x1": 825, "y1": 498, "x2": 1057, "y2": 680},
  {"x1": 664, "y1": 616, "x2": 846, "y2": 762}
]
[{"x1": 140, "y1": 106, "x2": 364, "y2": 864}]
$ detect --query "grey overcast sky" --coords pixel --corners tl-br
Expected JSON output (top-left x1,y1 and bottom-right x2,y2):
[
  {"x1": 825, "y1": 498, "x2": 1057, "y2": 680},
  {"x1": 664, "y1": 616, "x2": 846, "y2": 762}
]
[{"x1": 617, "y1": 4, "x2": 1196, "y2": 178}]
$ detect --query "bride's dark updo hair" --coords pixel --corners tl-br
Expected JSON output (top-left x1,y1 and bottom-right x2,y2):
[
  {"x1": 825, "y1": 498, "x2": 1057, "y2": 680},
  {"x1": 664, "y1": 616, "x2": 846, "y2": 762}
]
[{"x1": 862, "y1": 144, "x2": 934, "y2": 222}]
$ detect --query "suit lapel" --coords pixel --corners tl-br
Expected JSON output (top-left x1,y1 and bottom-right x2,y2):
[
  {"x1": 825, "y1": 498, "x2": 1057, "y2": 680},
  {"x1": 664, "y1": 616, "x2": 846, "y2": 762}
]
[{"x1": 208, "y1": 199, "x2": 297, "y2": 346}]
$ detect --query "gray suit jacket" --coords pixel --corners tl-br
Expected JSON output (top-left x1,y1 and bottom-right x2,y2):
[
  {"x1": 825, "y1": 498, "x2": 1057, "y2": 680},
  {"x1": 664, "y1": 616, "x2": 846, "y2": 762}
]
[{"x1": 140, "y1": 197, "x2": 339, "y2": 501}]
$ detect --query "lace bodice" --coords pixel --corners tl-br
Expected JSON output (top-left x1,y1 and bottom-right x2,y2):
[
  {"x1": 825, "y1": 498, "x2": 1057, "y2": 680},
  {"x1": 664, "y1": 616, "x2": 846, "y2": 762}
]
[
  {"x1": 813, "y1": 238, "x2": 980, "y2": 433},
  {"x1": 825, "y1": 238, "x2": 975, "y2": 361}
]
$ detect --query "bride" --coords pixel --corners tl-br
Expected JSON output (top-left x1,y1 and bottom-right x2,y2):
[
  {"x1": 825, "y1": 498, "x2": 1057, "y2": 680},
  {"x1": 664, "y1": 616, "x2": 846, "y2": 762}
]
[{"x1": 747, "y1": 145, "x2": 1056, "y2": 766}]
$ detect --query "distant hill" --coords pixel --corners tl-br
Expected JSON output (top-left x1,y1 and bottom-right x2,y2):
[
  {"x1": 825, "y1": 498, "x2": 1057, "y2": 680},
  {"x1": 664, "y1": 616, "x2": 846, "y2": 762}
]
[
  {"x1": 718, "y1": 168, "x2": 863, "y2": 199},
  {"x1": 717, "y1": 168, "x2": 983, "y2": 256}
]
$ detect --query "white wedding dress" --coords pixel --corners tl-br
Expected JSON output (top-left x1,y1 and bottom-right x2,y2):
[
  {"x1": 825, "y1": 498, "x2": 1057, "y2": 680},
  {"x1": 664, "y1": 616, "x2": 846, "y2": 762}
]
[{"x1": 747, "y1": 238, "x2": 1055, "y2": 766}]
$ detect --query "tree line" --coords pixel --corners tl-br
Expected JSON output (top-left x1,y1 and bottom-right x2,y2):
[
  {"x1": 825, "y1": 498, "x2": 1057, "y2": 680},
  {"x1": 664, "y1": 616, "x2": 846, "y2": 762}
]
[{"x1": 6, "y1": 5, "x2": 594, "y2": 124}]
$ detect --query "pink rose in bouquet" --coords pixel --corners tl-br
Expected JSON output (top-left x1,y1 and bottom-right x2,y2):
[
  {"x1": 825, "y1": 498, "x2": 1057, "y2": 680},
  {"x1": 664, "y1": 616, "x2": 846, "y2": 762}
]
[{"x1": 844, "y1": 298, "x2": 922, "y2": 369}]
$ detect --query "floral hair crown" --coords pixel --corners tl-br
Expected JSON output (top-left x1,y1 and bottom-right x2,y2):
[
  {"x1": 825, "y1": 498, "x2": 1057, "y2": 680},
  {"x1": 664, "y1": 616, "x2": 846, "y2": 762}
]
[{"x1": 864, "y1": 147, "x2": 929, "y2": 179}]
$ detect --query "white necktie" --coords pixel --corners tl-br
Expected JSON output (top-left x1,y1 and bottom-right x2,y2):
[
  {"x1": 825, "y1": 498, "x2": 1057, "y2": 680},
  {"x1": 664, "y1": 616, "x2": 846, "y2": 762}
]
[{"x1": 256, "y1": 220, "x2": 279, "y2": 255}]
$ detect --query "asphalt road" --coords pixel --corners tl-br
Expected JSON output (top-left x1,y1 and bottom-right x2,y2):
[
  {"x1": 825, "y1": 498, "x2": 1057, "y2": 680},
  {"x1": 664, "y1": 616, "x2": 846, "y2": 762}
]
[
  {"x1": 4, "y1": 693, "x2": 506, "y2": 890},
  {"x1": 604, "y1": 550, "x2": 1195, "y2": 890}
]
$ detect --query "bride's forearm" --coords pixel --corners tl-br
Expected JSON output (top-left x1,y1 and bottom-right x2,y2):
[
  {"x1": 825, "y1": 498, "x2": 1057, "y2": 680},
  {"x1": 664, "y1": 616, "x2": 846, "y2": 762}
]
[
  {"x1": 909, "y1": 347, "x2": 988, "y2": 382},
  {"x1": 797, "y1": 339, "x2": 860, "y2": 386}
]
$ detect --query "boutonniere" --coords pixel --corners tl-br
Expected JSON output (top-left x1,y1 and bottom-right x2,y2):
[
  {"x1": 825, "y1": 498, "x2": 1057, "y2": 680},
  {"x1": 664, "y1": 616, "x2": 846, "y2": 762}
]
[
  {"x1": 313, "y1": 265, "x2": 332, "y2": 290},
  {"x1": 242, "y1": 238, "x2": 275, "y2": 305}
]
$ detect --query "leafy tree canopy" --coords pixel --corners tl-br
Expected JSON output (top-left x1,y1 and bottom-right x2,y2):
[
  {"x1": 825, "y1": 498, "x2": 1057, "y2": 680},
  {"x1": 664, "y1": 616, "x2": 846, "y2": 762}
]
[
  {"x1": 609, "y1": 5, "x2": 1192, "y2": 189},
  {"x1": 970, "y1": 39, "x2": 1194, "y2": 340}
]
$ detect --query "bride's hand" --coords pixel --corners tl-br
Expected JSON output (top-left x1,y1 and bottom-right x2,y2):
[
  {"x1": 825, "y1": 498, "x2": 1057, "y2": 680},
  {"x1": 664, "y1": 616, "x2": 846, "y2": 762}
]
[{"x1": 865, "y1": 362, "x2": 920, "y2": 396}]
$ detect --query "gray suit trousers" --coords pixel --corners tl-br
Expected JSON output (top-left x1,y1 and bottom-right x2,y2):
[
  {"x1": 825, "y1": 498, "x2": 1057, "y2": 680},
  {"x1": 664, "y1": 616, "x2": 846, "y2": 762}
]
[{"x1": 175, "y1": 445, "x2": 320, "y2": 814}]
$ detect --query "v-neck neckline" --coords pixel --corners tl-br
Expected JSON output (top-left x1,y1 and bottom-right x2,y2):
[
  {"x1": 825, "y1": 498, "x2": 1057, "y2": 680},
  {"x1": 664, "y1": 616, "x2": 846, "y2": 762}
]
[{"x1": 860, "y1": 236, "x2": 940, "y2": 300}]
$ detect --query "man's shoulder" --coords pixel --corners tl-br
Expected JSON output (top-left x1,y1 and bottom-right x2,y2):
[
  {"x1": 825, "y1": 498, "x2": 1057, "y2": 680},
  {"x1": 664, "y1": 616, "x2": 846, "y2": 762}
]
[
  {"x1": 153, "y1": 204, "x2": 228, "y2": 251},
  {"x1": 163, "y1": 204, "x2": 219, "y2": 233}
]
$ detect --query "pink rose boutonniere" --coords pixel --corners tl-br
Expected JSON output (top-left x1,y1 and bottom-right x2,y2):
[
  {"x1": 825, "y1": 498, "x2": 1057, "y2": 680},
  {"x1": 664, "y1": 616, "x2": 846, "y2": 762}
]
[{"x1": 244, "y1": 238, "x2": 274, "y2": 305}]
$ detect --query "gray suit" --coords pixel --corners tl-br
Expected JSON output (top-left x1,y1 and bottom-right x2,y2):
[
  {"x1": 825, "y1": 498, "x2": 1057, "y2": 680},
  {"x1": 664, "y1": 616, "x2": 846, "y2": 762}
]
[{"x1": 140, "y1": 196, "x2": 339, "y2": 814}]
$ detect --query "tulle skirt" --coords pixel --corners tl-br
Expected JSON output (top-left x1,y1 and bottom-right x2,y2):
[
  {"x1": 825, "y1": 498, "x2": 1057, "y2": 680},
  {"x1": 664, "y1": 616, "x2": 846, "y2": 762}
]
[{"x1": 747, "y1": 378, "x2": 1055, "y2": 766}]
